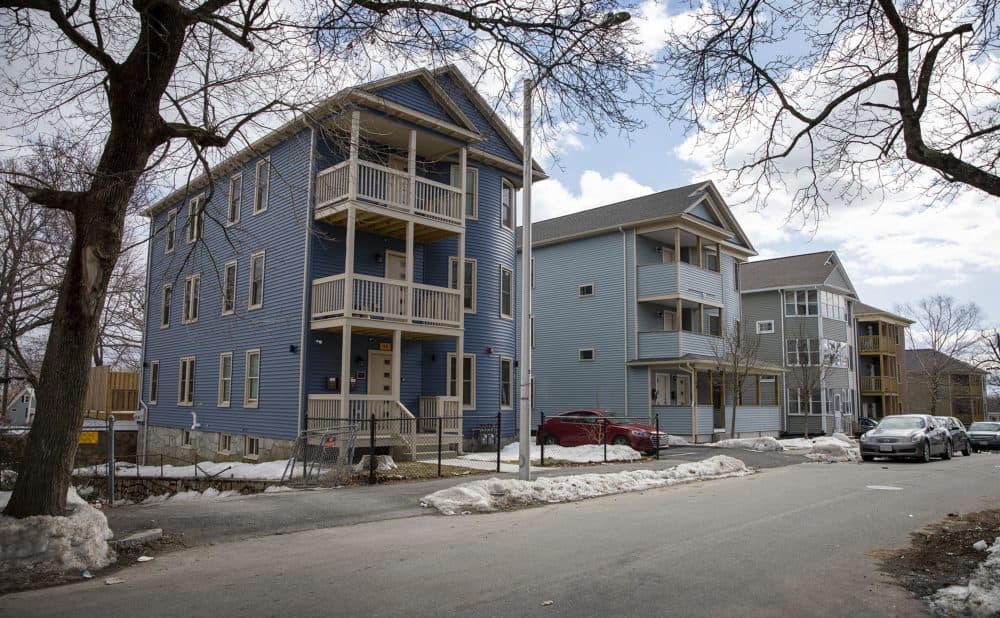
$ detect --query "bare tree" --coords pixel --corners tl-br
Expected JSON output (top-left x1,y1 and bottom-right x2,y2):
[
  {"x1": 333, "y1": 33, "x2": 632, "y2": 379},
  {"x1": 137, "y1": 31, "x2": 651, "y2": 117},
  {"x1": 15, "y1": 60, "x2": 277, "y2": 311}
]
[
  {"x1": 710, "y1": 324, "x2": 763, "y2": 439},
  {"x1": 783, "y1": 329, "x2": 846, "y2": 438},
  {"x1": 662, "y1": 0, "x2": 1000, "y2": 222},
  {"x1": 0, "y1": 0, "x2": 658, "y2": 517},
  {"x1": 898, "y1": 294, "x2": 983, "y2": 415}
]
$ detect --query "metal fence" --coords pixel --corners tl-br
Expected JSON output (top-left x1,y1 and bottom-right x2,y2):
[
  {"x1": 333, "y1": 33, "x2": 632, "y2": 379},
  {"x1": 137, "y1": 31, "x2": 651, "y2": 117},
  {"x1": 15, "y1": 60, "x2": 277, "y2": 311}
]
[{"x1": 282, "y1": 425, "x2": 359, "y2": 487}]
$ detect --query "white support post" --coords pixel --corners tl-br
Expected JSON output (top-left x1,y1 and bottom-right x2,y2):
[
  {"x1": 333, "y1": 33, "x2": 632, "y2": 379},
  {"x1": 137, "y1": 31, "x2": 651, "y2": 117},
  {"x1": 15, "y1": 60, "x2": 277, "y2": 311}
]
[
  {"x1": 348, "y1": 111, "x2": 360, "y2": 202},
  {"x1": 392, "y1": 329, "x2": 402, "y2": 400},
  {"x1": 408, "y1": 130, "x2": 417, "y2": 215},
  {"x1": 344, "y1": 206, "x2": 356, "y2": 319},
  {"x1": 341, "y1": 324, "x2": 352, "y2": 418},
  {"x1": 518, "y1": 78, "x2": 533, "y2": 480},
  {"x1": 459, "y1": 147, "x2": 467, "y2": 224},
  {"x1": 405, "y1": 220, "x2": 414, "y2": 323}
]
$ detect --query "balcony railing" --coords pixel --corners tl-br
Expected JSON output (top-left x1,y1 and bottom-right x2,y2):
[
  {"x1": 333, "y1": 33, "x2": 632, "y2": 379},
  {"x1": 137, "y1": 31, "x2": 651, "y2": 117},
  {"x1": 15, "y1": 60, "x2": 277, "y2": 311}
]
[
  {"x1": 858, "y1": 335, "x2": 895, "y2": 355},
  {"x1": 860, "y1": 375, "x2": 899, "y2": 393},
  {"x1": 315, "y1": 159, "x2": 464, "y2": 226},
  {"x1": 312, "y1": 274, "x2": 461, "y2": 329}
]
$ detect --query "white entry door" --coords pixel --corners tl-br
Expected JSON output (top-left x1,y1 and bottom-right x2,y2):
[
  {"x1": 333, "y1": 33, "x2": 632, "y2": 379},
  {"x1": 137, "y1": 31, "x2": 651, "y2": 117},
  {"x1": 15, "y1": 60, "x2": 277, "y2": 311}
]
[
  {"x1": 385, "y1": 250, "x2": 406, "y2": 281},
  {"x1": 368, "y1": 350, "x2": 393, "y2": 396}
]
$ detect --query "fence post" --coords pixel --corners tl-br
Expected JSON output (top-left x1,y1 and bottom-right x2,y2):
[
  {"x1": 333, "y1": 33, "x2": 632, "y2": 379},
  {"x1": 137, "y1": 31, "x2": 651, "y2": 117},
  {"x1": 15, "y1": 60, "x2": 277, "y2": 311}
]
[
  {"x1": 603, "y1": 418, "x2": 608, "y2": 463},
  {"x1": 106, "y1": 415, "x2": 115, "y2": 506},
  {"x1": 496, "y1": 411, "x2": 501, "y2": 473},
  {"x1": 539, "y1": 412, "x2": 545, "y2": 467},
  {"x1": 437, "y1": 417, "x2": 443, "y2": 477},
  {"x1": 655, "y1": 413, "x2": 660, "y2": 461},
  {"x1": 369, "y1": 413, "x2": 377, "y2": 485},
  {"x1": 302, "y1": 434, "x2": 308, "y2": 481},
  {"x1": 160, "y1": 454, "x2": 163, "y2": 478}
]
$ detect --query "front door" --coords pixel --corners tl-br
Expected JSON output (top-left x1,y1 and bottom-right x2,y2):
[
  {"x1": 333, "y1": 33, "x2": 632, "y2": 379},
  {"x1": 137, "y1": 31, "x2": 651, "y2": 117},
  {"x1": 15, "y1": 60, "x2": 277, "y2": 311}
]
[
  {"x1": 385, "y1": 250, "x2": 406, "y2": 281},
  {"x1": 367, "y1": 350, "x2": 393, "y2": 396}
]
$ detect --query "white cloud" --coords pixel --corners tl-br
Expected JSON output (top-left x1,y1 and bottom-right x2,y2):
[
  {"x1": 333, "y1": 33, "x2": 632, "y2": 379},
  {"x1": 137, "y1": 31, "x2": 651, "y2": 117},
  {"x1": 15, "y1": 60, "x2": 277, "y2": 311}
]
[{"x1": 532, "y1": 170, "x2": 654, "y2": 221}]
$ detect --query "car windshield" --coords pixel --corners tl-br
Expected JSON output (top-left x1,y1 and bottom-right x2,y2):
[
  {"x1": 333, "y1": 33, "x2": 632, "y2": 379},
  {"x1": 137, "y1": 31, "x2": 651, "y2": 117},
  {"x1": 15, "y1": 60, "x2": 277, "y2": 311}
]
[
  {"x1": 878, "y1": 417, "x2": 926, "y2": 430},
  {"x1": 970, "y1": 422, "x2": 1000, "y2": 432}
]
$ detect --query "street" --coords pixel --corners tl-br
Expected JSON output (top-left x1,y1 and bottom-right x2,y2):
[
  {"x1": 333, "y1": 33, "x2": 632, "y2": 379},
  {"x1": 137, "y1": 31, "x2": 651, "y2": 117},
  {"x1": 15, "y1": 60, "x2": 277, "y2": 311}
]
[{"x1": 3, "y1": 453, "x2": 999, "y2": 617}]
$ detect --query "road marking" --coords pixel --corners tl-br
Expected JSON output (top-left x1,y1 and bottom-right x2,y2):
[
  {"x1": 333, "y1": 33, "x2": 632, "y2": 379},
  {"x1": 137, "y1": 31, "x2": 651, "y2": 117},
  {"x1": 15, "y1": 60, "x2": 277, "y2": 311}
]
[{"x1": 866, "y1": 485, "x2": 904, "y2": 491}]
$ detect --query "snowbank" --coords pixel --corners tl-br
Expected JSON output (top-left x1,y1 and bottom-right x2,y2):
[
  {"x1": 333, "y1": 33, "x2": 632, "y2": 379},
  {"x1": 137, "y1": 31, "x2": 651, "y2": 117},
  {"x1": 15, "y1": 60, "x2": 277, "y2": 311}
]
[
  {"x1": 461, "y1": 442, "x2": 642, "y2": 464},
  {"x1": 929, "y1": 537, "x2": 1000, "y2": 616},
  {"x1": 708, "y1": 437, "x2": 783, "y2": 452},
  {"x1": 0, "y1": 488, "x2": 114, "y2": 577},
  {"x1": 778, "y1": 435, "x2": 859, "y2": 463},
  {"x1": 141, "y1": 487, "x2": 242, "y2": 505},
  {"x1": 75, "y1": 459, "x2": 293, "y2": 480},
  {"x1": 665, "y1": 435, "x2": 689, "y2": 446},
  {"x1": 421, "y1": 455, "x2": 752, "y2": 515}
]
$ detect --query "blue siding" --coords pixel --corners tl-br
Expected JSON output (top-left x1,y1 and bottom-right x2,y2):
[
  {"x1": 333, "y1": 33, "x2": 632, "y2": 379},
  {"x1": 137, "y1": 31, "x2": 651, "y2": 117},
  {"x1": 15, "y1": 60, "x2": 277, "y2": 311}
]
[
  {"x1": 697, "y1": 405, "x2": 715, "y2": 434},
  {"x1": 724, "y1": 405, "x2": 781, "y2": 433},
  {"x1": 628, "y1": 366, "x2": 649, "y2": 421},
  {"x1": 682, "y1": 332, "x2": 719, "y2": 357},
  {"x1": 637, "y1": 263, "x2": 679, "y2": 297},
  {"x1": 653, "y1": 406, "x2": 693, "y2": 434},
  {"x1": 639, "y1": 331, "x2": 681, "y2": 359},
  {"x1": 678, "y1": 262, "x2": 723, "y2": 302},
  {"x1": 144, "y1": 128, "x2": 312, "y2": 441},
  {"x1": 371, "y1": 80, "x2": 457, "y2": 124},
  {"x1": 434, "y1": 73, "x2": 521, "y2": 165}
]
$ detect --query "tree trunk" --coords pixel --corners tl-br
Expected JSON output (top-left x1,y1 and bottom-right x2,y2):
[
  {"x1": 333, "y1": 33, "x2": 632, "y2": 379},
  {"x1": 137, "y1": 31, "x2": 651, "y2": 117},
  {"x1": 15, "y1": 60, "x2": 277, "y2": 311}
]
[{"x1": 803, "y1": 390, "x2": 811, "y2": 439}]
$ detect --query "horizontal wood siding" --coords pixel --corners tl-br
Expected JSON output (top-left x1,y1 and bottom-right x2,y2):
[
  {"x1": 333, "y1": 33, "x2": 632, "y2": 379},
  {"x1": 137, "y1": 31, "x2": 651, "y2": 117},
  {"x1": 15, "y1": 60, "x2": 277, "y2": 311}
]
[
  {"x1": 740, "y1": 292, "x2": 784, "y2": 368},
  {"x1": 822, "y1": 317, "x2": 849, "y2": 341},
  {"x1": 371, "y1": 80, "x2": 456, "y2": 124},
  {"x1": 638, "y1": 331, "x2": 680, "y2": 359},
  {"x1": 682, "y1": 333, "x2": 720, "y2": 357},
  {"x1": 697, "y1": 405, "x2": 715, "y2": 434},
  {"x1": 678, "y1": 262, "x2": 723, "y2": 302},
  {"x1": 434, "y1": 73, "x2": 521, "y2": 165},
  {"x1": 725, "y1": 405, "x2": 781, "y2": 433},
  {"x1": 637, "y1": 263, "x2": 678, "y2": 297},
  {"x1": 653, "y1": 406, "x2": 692, "y2": 434}
]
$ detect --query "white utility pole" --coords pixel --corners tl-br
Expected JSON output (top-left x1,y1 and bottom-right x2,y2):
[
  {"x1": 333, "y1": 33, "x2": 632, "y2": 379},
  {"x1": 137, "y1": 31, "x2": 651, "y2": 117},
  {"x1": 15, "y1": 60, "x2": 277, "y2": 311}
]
[{"x1": 518, "y1": 77, "x2": 534, "y2": 481}]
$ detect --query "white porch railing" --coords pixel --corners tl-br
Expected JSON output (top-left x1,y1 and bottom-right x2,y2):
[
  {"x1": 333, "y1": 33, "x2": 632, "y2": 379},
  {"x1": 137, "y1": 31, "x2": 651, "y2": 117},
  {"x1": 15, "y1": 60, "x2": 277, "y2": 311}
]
[
  {"x1": 315, "y1": 158, "x2": 463, "y2": 226},
  {"x1": 418, "y1": 396, "x2": 463, "y2": 434},
  {"x1": 306, "y1": 394, "x2": 423, "y2": 459},
  {"x1": 311, "y1": 274, "x2": 461, "y2": 328}
]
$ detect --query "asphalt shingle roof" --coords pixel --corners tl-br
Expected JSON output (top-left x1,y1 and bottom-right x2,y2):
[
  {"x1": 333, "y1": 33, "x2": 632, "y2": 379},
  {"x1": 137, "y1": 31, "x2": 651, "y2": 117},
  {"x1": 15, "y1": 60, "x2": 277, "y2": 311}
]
[
  {"x1": 905, "y1": 348, "x2": 986, "y2": 375},
  {"x1": 853, "y1": 301, "x2": 914, "y2": 324},
  {"x1": 739, "y1": 251, "x2": 840, "y2": 291}
]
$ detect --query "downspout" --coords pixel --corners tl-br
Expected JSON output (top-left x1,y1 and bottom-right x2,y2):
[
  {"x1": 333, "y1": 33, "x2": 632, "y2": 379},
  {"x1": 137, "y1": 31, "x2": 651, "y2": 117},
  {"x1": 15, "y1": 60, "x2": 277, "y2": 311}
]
[
  {"x1": 779, "y1": 288, "x2": 786, "y2": 433},
  {"x1": 139, "y1": 214, "x2": 154, "y2": 462},
  {"x1": 620, "y1": 226, "x2": 628, "y2": 418},
  {"x1": 296, "y1": 124, "x2": 318, "y2": 437}
]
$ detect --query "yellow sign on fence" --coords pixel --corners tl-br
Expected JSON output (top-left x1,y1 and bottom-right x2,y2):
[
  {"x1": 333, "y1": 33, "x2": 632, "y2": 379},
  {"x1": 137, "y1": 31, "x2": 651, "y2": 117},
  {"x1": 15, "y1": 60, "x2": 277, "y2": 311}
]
[{"x1": 79, "y1": 431, "x2": 99, "y2": 445}]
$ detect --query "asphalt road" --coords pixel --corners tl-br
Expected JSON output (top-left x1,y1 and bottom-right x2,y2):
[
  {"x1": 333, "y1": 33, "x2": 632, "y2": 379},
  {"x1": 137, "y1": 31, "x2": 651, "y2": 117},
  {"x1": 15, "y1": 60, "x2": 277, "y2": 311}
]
[{"x1": 4, "y1": 453, "x2": 999, "y2": 617}]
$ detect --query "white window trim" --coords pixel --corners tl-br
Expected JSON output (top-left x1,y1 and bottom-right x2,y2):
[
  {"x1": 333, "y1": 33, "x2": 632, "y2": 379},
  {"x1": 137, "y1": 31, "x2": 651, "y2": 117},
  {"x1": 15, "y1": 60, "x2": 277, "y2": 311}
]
[
  {"x1": 253, "y1": 159, "x2": 269, "y2": 214},
  {"x1": 182, "y1": 429, "x2": 193, "y2": 447},
  {"x1": 218, "y1": 352, "x2": 233, "y2": 407},
  {"x1": 446, "y1": 352, "x2": 476, "y2": 410},
  {"x1": 499, "y1": 265, "x2": 514, "y2": 320},
  {"x1": 784, "y1": 289, "x2": 818, "y2": 317},
  {"x1": 579, "y1": 283, "x2": 595, "y2": 297},
  {"x1": 579, "y1": 348, "x2": 596, "y2": 362},
  {"x1": 186, "y1": 193, "x2": 205, "y2": 244},
  {"x1": 244, "y1": 349, "x2": 261, "y2": 408},
  {"x1": 786, "y1": 388, "x2": 822, "y2": 416},
  {"x1": 499, "y1": 355, "x2": 514, "y2": 410},
  {"x1": 165, "y1": 209, "x2": 177, "y2": 254},
  {"x1": 245, "y1": 436, "x2": 260, "y2": 459},
  {"x1": 500, "y1": 178, "x2": 515, "y2": 231},
  {"x1": 148, "y1": 361, "x2": 159, "y2": 405},
  {"x1": 222, "y1": 260, "x2": 237, "y2": 316},
  {"x1": 178, "y1": 356, "x2": 196, "y2": 406},
  {"x1": 182, "y1": 274, "x2": 201, "y2": 324},
  {"x1": 756, "y1": 320, "x2": 775, "y2": 334},
  {"x1": 248, "y1": 251, "x2": 265, "y2": 310},
  {"x1": 227, "y1": 173, "x2": 242, "y2": 226},
  {"x1": 448, "y1": 256, "x2": 477, "y2": 314},
  {"x1": 451, "y1": 165, "x2": 478, "y2": 220},
  {"x1": 161, "y1": 284, "x2": 172, "y2": 329},
  {"x1": 218, "y1": 433, "x2": 232, "y2": 454}
]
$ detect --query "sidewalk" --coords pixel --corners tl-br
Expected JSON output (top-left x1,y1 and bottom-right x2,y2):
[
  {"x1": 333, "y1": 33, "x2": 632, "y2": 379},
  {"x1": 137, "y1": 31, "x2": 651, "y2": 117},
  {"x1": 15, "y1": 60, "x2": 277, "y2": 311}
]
[{"x1": 105, "y1": 448, "x2": 807, "y2": 547}]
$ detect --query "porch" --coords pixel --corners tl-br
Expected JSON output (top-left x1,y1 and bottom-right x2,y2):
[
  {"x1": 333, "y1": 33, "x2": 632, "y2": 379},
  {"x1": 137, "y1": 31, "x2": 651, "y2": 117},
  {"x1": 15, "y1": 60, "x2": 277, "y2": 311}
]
[{"x1": 311, "y1": 273, "x2": 462, "y2": 333}]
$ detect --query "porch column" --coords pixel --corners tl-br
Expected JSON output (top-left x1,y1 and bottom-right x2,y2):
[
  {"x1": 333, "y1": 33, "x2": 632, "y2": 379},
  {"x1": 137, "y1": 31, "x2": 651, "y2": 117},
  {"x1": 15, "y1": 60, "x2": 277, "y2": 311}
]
[
  {"x1": 696, "y1": 236, "x2": 703, "y2": 268},
  {"x1": 344, "y1": 206, "x2": 356, "y2": 318},
  {"x1": 340, "y1": 324, "x2": 352, "y2": 416},
  {"x1": 408, "y1": 129, "x2": 417, "y2": 214},
  {"x1": 405, "y1": 220, "x2": 414, "y2": 323},
  {"x1": 691, "y1": 369, "x2": 699, "y2": 442},
  {"x1": 459, "y1": 146, "x2": 467, "y2": 223},
  {"x1": 348, "y1": 110, "x2": 360, "y2": 201},
  {"x1": 392, "y1": 329, "x2": 402, "y2": 400}
]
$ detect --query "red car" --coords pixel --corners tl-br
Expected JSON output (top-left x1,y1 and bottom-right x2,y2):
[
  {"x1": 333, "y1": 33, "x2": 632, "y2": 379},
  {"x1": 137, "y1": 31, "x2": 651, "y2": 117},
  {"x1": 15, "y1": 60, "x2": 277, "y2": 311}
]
[{"x1": 535, "y1": 409, "x2": 667, "y2": 454}]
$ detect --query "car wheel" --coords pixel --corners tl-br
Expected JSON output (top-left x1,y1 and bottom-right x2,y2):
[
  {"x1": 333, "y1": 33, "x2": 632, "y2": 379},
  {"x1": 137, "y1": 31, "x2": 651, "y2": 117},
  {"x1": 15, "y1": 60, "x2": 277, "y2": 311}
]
[
  {"x1": 962, "y1": 442, "x2": 972, "y2": 457},
  {"x1": 921, "y1": 441, "x2": 932, "y2": 463},
  {"x1": 543, "y1": 435, "x2": 559, "y2": 446},
  {"x1": 612, "y1": 435, "x2": 630, "y2": 446},
  {"x1": 861, "y1": 454, "x2": 874, "y2": 462},
  {"x1": 942, "y1": 441, "x2": 952, "y2": 460}
]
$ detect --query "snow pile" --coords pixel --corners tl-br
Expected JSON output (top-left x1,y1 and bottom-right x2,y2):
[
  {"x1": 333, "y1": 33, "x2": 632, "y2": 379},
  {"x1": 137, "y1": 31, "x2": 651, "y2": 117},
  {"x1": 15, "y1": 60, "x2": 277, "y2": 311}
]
[
  {"x1": 353, "y1": 455, "x2": 398, "y2": 472},
  {"x1": 665, "y1": 435, "x2": 689, "y2": 446},
  {"x1": 263, "y1": 485, "x2": 297, "y2": 494},
  {"x1": 0, "y1": 488, "x2": 114, "y2": 577},
  {"x1": 141, "y1": 487, "x2": 241, "y2": 505},
  {"x1": 929, "y1": 537, "x2": 1000, "y2": 617},
  {"x1": 709, "y1": 437, "x2": 784, "y2": 452},
  {"x1": 778, "y1": 435, "x2": 860, "y2": 463},
  {"x1": 75, "y1": 459, "x2": 294, "y2": 480},
  {"x1": 462, "y1": 442, "x2": 642, "y2": 464},
  {"x1": 421, "y1": 455, "x2": 752, "y2": 515}
]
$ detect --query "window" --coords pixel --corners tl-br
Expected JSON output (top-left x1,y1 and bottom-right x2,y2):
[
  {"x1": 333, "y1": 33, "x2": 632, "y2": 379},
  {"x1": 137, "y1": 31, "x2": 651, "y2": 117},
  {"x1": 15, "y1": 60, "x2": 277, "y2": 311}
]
[
  {"x1": 448, "y1": 257, "x2": 476, "y2": 313},
  {"x1": 244, "y1": 349, "x2": 261, "y2": 407},
  {"x1": 187, "y1": 194, "x2": 205, "y2": 243},
  {"x1": 530, "y1": 316, "x2": 536, "y2": 349},
  {"x1": 450, "y1": 166, "x2": 478, "y2": 219},
  {"x1": 218, "y1": 353, "x2": 233, "y2": 407},
  {"x1": 227, "y1": 174, "x2": 242, "y2": 225},
  {"x1": 148, "y1": 361, "x2": 159, "y2": 404},
  {"x1": 820, "y1": 291, "x2": 847, "y2": 321},
  {"x1": 501, "y1": 179, "x2": 515, "y2": 230},
  {"x1": 182, "y1": 429, "x2": 192, "y2": 447},
  {"x1": 704, "y1": 306, "x2": 722, "y2": 336},
  {"x1": 784, "y1": 290, "x2": 818, "y2": 316},
  {"x1": 785, "y1": 338, "x2": 820, "y2": 366},
  {"x1": 579, "y1": 283, "x2": 595, "y2": 297},
  {"x1": 183, "y1": 274, "x2": 200, "y2": 323},
  {"x1": 219, "y1": 434, "x2": 232, "y2": 453},
  {"x1": 682, "y1": 305, "x2": 702, "y2": 333},
  {"x1": 178, "y1": 357, "x2": 196, "y2": 405},
  {"x1": 756, "y1": 320, "x2": 775, "y2": 334},
  {"x1": 222, "y1": 261, "x2": 237, "y2": 315},
  {"x1": 161, "y1": 285, "x2": 173, "y2": 328},
  {"x1": 246, "y1": 436, "x2": 260, "y2": 457},
  {"x1": 500, "y1": 266, "x2": 513, "y2": 319},
  {"x1": 249, "y1": 251, "x2": 265, "y2": 309},
  {"x1": 500, "y1": 356, "x2": 513, "y2": 409},
  {"x1": 253, "y1": 159, "x2": 269, "y2": 214},
  {"x1": 165, "y1": 209, "x2": 176, "y2": 253},
  {"x1": 787, "y1": 389, "x2": 823, "y2": 415},
  {"x1": 702, "y1": 245, "x2": 720, "y2": 272},
  {"x1": 578, "y1": 348, "x2": 595, "y2": 361},
  {"x1": 822, "y1": 339, "x2": 848, "y2": 368},
  {"x1": 447, "y1": 353, "x2": 476, "y2": 409}
]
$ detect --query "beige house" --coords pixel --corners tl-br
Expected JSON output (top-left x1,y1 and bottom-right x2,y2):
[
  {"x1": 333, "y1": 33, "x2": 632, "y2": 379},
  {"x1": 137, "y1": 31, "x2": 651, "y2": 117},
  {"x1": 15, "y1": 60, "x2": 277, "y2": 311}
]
[{"x1": 906, "y1": 349, "x2": 987, "y2": 426}]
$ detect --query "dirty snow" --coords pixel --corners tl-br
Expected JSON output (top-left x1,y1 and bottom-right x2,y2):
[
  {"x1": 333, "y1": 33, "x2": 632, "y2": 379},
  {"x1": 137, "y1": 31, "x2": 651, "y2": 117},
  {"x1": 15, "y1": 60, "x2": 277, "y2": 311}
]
[
  {"x1": 461, "y1": 442, "x2": 643, "y2": 465},
  {"x1": 708, "y1": 437, "x2": 784, "y2": 452},
  {"x1": 779, "y1": 435, "x2": 860, "y2": 463},
  {"x1": 0, "y1": 488, "x2": 114, "y2": 577},
  {"x1": 263, "y1": 485, "x2": 298, "y2": 494},
  {"x1": 421, "y1": 455, "x2": 752, "y2": 515},
  {"x1": 929, "y1": 537, "x2": 1000, "y2": 617},
  {"x1": 353, "y1": 455, "x2": 398, "y2": 472},
  {"x1": 75, "y1": 459, "x2": 296, "y2": 480},
  {"x1": 140, "y1": 487, "x2": 242, "y2": 505},
  {"x1": 665, "y1": 435, "x2": 689, "y2": 446}
]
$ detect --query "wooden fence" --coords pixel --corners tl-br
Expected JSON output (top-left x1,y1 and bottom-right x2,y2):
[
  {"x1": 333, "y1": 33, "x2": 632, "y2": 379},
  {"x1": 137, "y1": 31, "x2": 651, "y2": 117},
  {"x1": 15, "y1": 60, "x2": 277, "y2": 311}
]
[{"x1": 83, "y1": 366, "x2": 139, "y2": 418}]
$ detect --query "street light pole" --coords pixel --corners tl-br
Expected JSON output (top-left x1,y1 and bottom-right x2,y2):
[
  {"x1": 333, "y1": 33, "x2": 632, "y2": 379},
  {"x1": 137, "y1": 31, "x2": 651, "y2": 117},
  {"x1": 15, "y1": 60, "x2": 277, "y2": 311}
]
[{"x1": 518, "y1": 76, "x2": 534, "y2": 481}]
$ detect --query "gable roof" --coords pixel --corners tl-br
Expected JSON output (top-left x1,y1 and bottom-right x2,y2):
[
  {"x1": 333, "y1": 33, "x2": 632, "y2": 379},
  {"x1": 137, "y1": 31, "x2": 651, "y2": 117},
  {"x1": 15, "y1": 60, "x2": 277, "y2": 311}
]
[
  {"x1": 905, "y1": 348, "x2": 986, "y2": 375},
  {"x1": 739, "y1": 250, "x2": 857, "y2": 296},
  {"x1": 854, "y1": 301, "x2": 914, "y2": 325},
  {"x1": 517, "y1": 181, "x2": 757, "y2": 254}
]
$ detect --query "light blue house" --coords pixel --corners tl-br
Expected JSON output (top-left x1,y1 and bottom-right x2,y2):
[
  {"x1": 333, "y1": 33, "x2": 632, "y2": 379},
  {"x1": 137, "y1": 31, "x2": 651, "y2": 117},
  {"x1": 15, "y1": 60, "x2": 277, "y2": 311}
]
[
  {"x1": 141, "y1": 67, "x2": 540, "y2": 461},
  {"x1": 4, "y1": 386, "x2": 36, "y2": 426},
  {"x1": 520, "y1": 182, "x2": 782, "y2": 442}
]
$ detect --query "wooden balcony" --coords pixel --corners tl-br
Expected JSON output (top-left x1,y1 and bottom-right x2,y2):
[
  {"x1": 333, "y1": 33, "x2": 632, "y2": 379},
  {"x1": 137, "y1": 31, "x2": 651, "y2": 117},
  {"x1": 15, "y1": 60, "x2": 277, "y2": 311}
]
[
  {"x1": 858, "y1": 335, "x2": 895, "y2": 355},
  {"x1": 860, "y1": 375, "x2": 899, "y2": 394},
  {"x1": 311, "y1": 273, "x2": 462, "y2": 334},
  {"x1": 315, "y1": 159, "x2": 464, "y2": 241}
]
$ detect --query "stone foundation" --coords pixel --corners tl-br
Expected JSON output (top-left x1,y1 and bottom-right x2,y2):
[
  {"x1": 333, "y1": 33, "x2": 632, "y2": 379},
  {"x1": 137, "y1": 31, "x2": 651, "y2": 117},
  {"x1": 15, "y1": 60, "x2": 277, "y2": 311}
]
[{"x1": 141, "y1": 425, "x2": 293, "y2": 464}]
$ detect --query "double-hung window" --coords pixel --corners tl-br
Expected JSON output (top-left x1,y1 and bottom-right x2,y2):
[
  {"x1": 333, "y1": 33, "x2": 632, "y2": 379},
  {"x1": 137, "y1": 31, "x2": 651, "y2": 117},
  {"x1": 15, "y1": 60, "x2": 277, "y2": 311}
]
[
  {"x1": 449, "y1": 257, "x2": 476, "y2": 313},
  {"x1": 500, "y1": 356, "x2": 513, "y2": 409},
  {"x1": 784, "y1": 290, "x2": 818, "y2": 316},
  {"x1": 222, "y1": 261, "x2": 237, "y2": 315},
  {"x1": 244, "y1": 349, "x2": 260, "y2": 407},
  {"x1": 178, "y1": 357, "x2": 196, "y2": 405},
  {"x1": 161, "y1": 285, "x2": 173, "y2": 328},
  {"x1": 785, "y1": 338, "x2": 820, "y2": 366},
  {"x1": 227, "y1": 174, "x2": 242, "y2": 225},
  {"x1": 501, "y1": 179, "x2": 515, "y2": 230},
  {"x1": 218, "y1": 353, "x2": 233, "y2": 407},
  {"x1": 187, "y1": 194, "x2": 205, "y2": 243},
  {"x1": 165, "y1": 209, "x2": 176, "y2": 253},
  {"x1": 500, "y1": 266, "x2": 513, "y2": 319},
  {"x1": 447, "y1": 353, "x2": 476, "y2": 410},
  {"x1": 450, "y1": 166, "x2": 478, "y2": 219},
  {"x1": 182, "y1": 274, "x2": 200, "y2": 323},
  {"x1": 249, "y1": 251, "x2": 265, "y2": 309},
  {"x1": 253, "y1": 160, "x2": 269, "y2": 214},
  {"x1": 148, "y1": 361, "x2": 159, "y2": 404}
]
